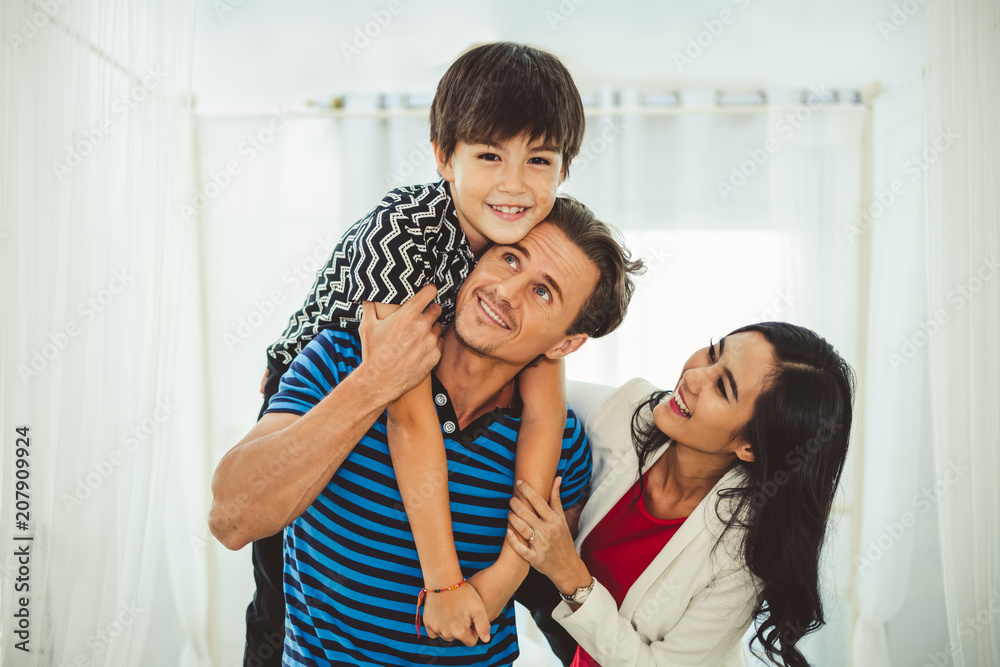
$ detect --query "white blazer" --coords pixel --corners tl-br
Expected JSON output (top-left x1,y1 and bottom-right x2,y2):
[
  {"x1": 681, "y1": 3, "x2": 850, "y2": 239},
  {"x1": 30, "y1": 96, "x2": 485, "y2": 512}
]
[{"x1": 554, "y1": 379, "x2": 762, "y2": 667}]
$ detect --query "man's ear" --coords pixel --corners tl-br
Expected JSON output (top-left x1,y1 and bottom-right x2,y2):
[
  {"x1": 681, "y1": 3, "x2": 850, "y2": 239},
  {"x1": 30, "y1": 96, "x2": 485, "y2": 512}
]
[
  {"x1": 734, "y1": 439, "x2": 755, "y2": 463},
  {"x1": 544, "y1": 333, "x2": 589, "y2": 360},
  {"x1": 433, "y1": 142, "x2": 455, "y2": 182}
]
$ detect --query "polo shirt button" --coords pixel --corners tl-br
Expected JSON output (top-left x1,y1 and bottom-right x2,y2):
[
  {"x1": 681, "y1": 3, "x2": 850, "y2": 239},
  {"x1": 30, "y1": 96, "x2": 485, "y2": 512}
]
[
  {"x1": 443, "y1": 421, "x2": 456, "y2": 434},
  {"x1": 435, "y1": 393, "x2": 447, "y2": 406}
]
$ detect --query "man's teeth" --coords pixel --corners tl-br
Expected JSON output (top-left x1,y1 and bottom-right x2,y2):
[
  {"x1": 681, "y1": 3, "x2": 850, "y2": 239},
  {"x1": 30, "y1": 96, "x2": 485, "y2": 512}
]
[
  {"x1": 480, "y1": 299, "x2": 509, "y2": 329},
  {"x1": 492, "y1": 205, "x2": 526, "y2": 214},
  {"x1": 674, "y1": 393, "x2": 692, "y2": 417}
]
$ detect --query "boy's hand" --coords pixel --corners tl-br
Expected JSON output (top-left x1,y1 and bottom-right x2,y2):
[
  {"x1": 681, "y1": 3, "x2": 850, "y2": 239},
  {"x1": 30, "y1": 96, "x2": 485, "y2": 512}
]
[
  {"x1": 357, "y1": 285, "x2": 443, "y2": 404},
  {"x1": 467, "y1": 563, "x2": 515, "y2": 622},
  {"x1": 421, "y1": 582, "x2": 491, "y2": 646}
]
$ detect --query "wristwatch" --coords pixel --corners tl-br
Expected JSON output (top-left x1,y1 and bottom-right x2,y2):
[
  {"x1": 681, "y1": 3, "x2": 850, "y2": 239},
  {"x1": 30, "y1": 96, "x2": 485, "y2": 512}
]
[{"x1": 559, "y1": 577, "x2": 596, "y2": 605}]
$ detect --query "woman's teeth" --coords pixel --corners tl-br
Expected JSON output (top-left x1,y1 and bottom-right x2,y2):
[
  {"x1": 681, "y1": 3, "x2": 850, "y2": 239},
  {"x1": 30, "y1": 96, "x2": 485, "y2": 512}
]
[
  {"x1": 491, "y1": 205, "x2": 526, "y2": 214},
  {"x1": 673, "y1": 393, "x2": 692, "y2": 418},
  {"x1": 480, "y1": 298, "x2": 509, "y2": 329}
]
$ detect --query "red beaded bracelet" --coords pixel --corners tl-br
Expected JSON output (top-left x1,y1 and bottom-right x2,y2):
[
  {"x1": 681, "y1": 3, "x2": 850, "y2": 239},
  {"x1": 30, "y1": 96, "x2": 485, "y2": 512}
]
[{"x1": 415, "y1": 577, "x2": 468, "y2": 637}]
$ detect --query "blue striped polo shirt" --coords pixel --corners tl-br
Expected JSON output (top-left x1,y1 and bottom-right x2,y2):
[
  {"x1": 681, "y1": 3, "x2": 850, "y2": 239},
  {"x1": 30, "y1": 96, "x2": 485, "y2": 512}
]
[{"x1": 265, "y1": 329, "x2": 592, "y2": 666}]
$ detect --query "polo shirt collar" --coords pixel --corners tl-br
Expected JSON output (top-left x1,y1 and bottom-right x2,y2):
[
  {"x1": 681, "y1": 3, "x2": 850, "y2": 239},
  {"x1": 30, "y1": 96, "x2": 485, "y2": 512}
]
[{"x1": 429, "y1": 372, "x2": 523, "y2": 441}]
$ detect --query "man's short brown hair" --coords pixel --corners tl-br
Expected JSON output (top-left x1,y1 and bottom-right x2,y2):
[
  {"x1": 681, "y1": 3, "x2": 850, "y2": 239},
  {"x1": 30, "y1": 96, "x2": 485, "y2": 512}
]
[
  {"x1": 429, "y1": 42, "x2": 586, "y2": 175},
  {"x1": 544, "y1": 197, "x2": 645, "y2": 338}
]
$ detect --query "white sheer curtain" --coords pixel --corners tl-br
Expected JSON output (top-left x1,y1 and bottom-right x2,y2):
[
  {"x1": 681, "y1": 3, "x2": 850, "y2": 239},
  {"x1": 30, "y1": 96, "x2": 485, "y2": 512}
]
[
  {"x1": 850, "y1": 74, "x2": 939, "y2": 666},
  {"x1": 0, "y1": 1, "x2": 195, "y2": 665},
  {"x1": 924, "y1": 1, "x2": 1000, "y2": 664}
]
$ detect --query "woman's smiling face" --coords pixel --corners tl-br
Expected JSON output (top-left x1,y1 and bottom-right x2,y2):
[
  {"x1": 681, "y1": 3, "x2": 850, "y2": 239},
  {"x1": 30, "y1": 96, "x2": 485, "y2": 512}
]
[{"x1": 653, "y1": 331, "x2": 776, "y2": 461}]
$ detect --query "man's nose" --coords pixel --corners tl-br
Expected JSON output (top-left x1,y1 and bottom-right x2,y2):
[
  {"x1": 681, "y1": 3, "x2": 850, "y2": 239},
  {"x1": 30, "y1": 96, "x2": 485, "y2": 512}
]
[{"x1": 496, "y1": 272, "x2": 529, "y2": 307}]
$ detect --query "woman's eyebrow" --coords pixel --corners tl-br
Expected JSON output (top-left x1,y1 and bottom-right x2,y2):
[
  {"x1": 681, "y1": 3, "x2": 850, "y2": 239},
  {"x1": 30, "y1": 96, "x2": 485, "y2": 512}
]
[{"x1": 719, "y1": 336, "x2": 739, "y2": 402}]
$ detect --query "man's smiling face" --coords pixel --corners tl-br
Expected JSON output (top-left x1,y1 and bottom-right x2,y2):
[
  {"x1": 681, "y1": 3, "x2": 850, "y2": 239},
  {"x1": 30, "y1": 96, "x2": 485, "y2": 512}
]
[{"x1": 452, "y1": 222, "x2": 598, "y2": 366}]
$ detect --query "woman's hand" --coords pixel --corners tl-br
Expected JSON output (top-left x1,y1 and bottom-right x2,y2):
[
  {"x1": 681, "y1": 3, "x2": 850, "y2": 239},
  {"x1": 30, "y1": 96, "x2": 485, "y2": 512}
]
[{"x1": 506, "y1": 478, "x2": 592, "y2": 596}]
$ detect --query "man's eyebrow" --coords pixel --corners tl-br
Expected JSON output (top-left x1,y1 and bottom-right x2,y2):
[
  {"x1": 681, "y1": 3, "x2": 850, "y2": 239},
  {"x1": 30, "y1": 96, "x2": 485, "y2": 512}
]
[
  {"x1": 510, "y1": 243, "x2": 564, "y2": 303},
  {"x1": 719, "y1": 336, "x2": 739, "y2": 402}
]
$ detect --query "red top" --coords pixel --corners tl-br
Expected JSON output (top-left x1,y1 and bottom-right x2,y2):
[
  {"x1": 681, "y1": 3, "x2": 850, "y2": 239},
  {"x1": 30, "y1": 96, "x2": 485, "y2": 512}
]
[{"x1": 570, "y1": 468, "x2": 687, "y2": 667}]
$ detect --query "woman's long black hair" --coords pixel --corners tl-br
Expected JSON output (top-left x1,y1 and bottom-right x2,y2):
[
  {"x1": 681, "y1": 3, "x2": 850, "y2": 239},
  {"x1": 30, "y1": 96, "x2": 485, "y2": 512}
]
[{"x1": 630, "y1": 322, "x2": 855, "y2": 667}]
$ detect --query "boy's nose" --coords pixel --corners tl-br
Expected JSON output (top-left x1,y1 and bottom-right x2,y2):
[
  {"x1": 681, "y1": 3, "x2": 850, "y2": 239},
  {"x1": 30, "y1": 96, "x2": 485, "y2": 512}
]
[{"x1": 498, "y1": 163, "x2": 526, "y2": 193}]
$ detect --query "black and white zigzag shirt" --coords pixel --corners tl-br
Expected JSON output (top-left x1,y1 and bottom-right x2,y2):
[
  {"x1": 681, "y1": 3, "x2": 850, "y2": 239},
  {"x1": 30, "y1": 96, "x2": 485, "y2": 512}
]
[{"x1": 266, "y1": 180, "x2": 474, "y2": 366}]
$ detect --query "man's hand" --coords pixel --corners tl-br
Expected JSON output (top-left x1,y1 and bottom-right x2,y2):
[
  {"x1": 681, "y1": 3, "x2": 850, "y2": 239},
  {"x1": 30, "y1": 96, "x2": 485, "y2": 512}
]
[
  {"x1": 357, "y1": 285, "x2": 444, "y2": 403},
  {"x1": 421, "y1": 582, "x2": 491, "y2": 646}
]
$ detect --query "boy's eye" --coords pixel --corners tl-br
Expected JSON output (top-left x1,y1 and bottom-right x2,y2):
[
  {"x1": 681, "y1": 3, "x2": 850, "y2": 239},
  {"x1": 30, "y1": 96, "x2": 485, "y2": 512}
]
[
  {"x1": 478, "y1": 153, "x2": 501, "y2": 161},
  {"x1": 529, "y1": 157, "x2": 552, "y2": 166}
]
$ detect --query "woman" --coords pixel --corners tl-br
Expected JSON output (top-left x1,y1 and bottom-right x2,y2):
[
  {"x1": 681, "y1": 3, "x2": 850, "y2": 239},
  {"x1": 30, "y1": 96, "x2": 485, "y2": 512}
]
[{"x1": 507, "y1": 322, "x2": 855, "y2": 666}]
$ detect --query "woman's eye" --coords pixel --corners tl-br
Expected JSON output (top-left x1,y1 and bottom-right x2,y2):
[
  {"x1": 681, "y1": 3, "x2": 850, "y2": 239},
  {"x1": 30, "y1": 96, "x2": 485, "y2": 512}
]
[
  {"x1": 717, "y1": 377, "x2": 728, "y2": 399},
  {"x1": 708, "y1": 341, "x2": 716, "y2": 362}
]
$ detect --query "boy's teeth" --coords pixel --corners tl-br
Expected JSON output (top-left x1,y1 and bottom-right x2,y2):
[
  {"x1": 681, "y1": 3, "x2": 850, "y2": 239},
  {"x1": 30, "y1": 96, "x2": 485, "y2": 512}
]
[{"x1": 493, "y1": 205, "x2": 525, "y2": 214}]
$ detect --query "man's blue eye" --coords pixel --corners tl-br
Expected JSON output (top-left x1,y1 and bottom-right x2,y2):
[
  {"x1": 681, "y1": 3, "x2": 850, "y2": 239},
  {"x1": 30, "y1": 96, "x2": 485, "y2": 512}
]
[{"x1": 536, "y1": 287, "x2": 550, "y2": 299}]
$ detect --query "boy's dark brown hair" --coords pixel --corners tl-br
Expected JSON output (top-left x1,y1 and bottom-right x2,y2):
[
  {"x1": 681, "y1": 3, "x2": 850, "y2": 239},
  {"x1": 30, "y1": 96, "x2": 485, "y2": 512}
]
[{"x1": 429, "y1": 42, "x2": 586, "y2": 176}]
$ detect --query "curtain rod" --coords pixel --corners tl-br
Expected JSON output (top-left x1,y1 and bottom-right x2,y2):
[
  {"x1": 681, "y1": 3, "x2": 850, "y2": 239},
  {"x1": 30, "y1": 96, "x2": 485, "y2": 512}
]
[{"x1": 196, "y1": 105, "x2": 870, "y2": 120}]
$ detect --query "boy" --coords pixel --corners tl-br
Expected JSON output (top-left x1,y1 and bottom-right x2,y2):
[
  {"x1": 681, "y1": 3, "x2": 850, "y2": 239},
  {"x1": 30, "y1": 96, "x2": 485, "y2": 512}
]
[{"x1": 244, "y1": 42, "x2": 586, "y2": 665}]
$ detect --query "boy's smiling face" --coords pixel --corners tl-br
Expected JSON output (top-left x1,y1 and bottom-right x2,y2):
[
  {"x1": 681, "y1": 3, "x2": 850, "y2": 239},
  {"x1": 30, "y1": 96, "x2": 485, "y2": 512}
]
[{"x1": 434, "y1": 133, "x2": 565, "y2": 255}]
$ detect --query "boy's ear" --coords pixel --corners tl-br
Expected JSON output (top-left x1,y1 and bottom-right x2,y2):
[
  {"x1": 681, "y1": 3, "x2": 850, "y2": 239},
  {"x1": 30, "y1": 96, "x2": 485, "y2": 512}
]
[
  {"x1": 433, "y1": 142, "x2": 455, "y2": 182},
  {"x1": 544, "y1": 333, "x2": 588, "y2": 360}
]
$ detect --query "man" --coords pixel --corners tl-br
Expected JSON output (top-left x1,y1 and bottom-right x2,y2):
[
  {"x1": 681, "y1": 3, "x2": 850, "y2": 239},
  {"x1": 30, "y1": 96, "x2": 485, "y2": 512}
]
[{"x1": 209, "y1": 198, "x2": 642, "y2": 665}]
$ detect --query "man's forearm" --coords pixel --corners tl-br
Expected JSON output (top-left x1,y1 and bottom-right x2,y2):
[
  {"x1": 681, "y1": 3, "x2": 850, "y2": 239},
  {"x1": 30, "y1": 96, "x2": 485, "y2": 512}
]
[{"x1": 209, "y1": 365, "x2": 388, "y2": 550}]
